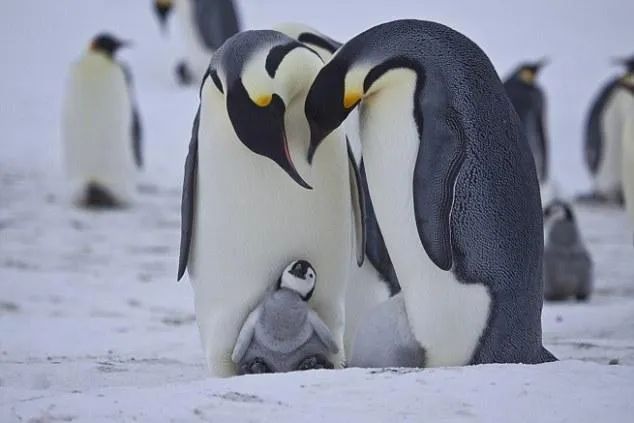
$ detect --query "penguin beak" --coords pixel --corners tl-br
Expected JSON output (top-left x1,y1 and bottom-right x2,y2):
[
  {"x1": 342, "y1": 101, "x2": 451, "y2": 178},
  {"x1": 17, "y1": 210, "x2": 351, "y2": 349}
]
[{"x1": 227, "y1": 81, "x2": 312, "y2": 190}]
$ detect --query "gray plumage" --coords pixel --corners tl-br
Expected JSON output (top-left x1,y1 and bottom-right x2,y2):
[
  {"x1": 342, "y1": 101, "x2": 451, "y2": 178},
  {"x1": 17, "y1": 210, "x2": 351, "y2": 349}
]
[
  {"x1": 305, "y1": 19, "x2": 555, "y2": 364},
  {"x1": 503, "y1": 61, "x2": 549, "y2": 182},
  {"x1": 192, "y1": 0, "x2": 240, "y2": 51},
  {"x1": 231, "y1": 288, "x2": 338, "y2": 374},
  {"x1": 543, "y1": 201, "x2": 593, "y2": 301},
  {"x1": 349, "y1": 293, "x2": 425, "y2": 368}
]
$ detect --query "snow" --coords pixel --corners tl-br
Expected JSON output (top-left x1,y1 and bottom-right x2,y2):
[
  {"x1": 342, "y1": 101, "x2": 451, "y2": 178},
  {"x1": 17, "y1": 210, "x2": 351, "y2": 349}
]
[{"x1": 1, "y1": 0, "x2": 634, "y2": 422}]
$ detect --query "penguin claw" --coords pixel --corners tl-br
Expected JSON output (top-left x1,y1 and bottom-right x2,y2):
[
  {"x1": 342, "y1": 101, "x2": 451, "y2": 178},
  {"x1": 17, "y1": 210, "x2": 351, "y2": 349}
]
[{"x1": 296, "y1": 355, "x2": 334, "y2": 371}]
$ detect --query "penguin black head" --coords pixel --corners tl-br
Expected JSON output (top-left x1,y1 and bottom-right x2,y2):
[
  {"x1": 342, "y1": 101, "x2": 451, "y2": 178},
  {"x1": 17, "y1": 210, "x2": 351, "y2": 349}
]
[
  {"x1": 614, "y1": 55, "x2": 634, "y2": 74},
  {"x1": 543, "y1": 200, "x2": 575, "y2": 223},
  {"x1": 90, "y1": 33, "x2": 129, "y2": 58},
  {"x1": 207, "y1": 30, "x2": 324, "y2": 189},
  {"x1": 513, "y1": 59, "x2": 548, "y2": 84},
  {"x1": 153, "y1": 0, "x2": 173, "y2": 30},
  {"x1": 278, "y1": 260, "x2": 316, "y2": 301}
]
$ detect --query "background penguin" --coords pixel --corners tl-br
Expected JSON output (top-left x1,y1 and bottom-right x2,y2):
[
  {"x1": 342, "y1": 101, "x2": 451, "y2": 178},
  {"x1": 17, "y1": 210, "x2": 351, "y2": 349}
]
[
  {"x1": 276, "y1": 23, "x2": 401, "y2": 355},
  {"x1": 153, "y1": 0, "x2": 241, "y2": 85},
  {"x1": 580, "y1": 55, "x2": 634, "y2": 205},
  {"x1": 231, "y1": 260, "x2": 339, "y2": 374},
  {"x1": 504, "y1": 60, "x2": 557, "y2": 206},
  {"x1": 178, "y1": 30, "x2": 364, "y2": 376},
  {"x1": 61, "y1": 33, "x2": 142, "y2": 208},
  {"x1": 618, "y1": 57, "x2": 634, "y2": 241},
  {"x1": 305, "y1": 19, "x2": 555, "y2": 367},
  {"x1": 543, "y1": 200, "x2": 593, "y2": 301}
]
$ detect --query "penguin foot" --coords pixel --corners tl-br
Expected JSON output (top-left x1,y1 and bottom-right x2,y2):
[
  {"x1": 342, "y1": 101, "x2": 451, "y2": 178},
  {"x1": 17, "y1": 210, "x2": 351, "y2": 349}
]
[
  {"x1": 240, "y1": 358, "x2": 272, "y2": 375},
  {"x1": 81, "y1": 183, "x2": 120, "y2": 209},
  {"x1": 175, "y1": 61, "x2": 194, "y2": 85},
  {"x1": 296, "y1": 355, "x2": 334, "y2": 371}
]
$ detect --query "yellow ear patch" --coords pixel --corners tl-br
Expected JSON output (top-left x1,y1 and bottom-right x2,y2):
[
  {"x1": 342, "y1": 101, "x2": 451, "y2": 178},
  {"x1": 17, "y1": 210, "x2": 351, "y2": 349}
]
[
  {"x1": 254, "y1": 94, "x2": 272, "y2": 107},
  {"x1": 344, "y1": 91, "x2": 362, "y2": 109},
  {"x1": 156, "y1": 0, "x2": 172, "y2": 6},
  {"x1": 519, "y1": 69, "x2": 535, "y2": 83}
]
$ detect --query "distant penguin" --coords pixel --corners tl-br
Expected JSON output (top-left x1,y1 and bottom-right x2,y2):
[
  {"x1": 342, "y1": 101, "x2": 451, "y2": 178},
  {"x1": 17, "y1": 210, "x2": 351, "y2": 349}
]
[
  {"x1": 276, "y1": 23, "x2": 400, "y2": 355},
  {"x1": 615, "y1": 57, "x2": 634, "y2": 239},
  {"x1": 504, "y1": 60, "x2": 557, "y2": 206},
  {"x1": 179, "y1": 31, "x2": 364, "y2": 376},
  {"x1": 153, "y1": 0, "x2": 240, "y2": 85},
  {"x1": 62, "y1": 33, "x2": 142, "y2": 208},
  {"x1": 232, "y1": 260, "x2": 339, "y2": 374},
  {"x1": 581, "y1": 56, "x2": 634, "y2": 205},
  {"x1": 543, "y1": 201, "x2": 593, "y2": 301},
  {"x1": 305, "y1": 19, "x2": 555, "y2": 367}
]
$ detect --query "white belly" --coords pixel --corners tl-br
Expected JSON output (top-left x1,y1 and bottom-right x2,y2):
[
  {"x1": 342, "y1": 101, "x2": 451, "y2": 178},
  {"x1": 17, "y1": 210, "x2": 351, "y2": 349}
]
[
  {"x1": 189, "y1": 83, "x2": 352, "y2": 376},
  {"x1": 61, "y1": 53, "x2": 136, "y2": 205},
  {"x1": 621, "y1": 96, "x2": 634, "y2": 231},
  {"x1": 360, "y1": 70, "x2": 491, "y2": 367},
  {"x1": 595, "y1": 88, "x2": 632, "y2": 194}
]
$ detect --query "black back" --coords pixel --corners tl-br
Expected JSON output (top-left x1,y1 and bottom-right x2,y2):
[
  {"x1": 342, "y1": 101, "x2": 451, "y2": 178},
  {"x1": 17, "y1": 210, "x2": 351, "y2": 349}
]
[{"x1": 584, "y1": 78, "x2": 620, "y2": 175}]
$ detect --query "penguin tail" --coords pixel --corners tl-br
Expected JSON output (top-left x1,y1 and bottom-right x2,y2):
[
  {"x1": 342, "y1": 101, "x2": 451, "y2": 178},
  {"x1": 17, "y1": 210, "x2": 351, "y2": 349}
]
[
  {"x1": 540, "y1": 346, "x2": 558, "y2": 362},
  {"x1": 82, "y1": 182, "x2": 120, "y2": 209}
]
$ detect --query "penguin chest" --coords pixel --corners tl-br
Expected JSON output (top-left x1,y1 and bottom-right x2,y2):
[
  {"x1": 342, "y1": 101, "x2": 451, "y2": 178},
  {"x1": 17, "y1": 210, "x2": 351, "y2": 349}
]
[{"x1": 360, "y1": 75, "x2": 491, "y2": 366}]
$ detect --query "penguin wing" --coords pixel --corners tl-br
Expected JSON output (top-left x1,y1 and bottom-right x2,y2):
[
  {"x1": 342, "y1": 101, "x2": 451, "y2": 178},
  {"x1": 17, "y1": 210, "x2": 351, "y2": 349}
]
[
  {"x1": 231, "y1": 305, "x2": 264, "y2": 364},
  {"x1": 347, "y1": 139, "x2": 366, "y2": 266},
  {"x1": 193, "y1": 0, "x2": 240, "y2": 51},
  {"x1": 412, "y1": 72, "x2": 466, "y2": 271},
  {"x1": 360, "y1": 161, "x2": 400, "y2": 294},
  {"x1": 177, "y1": 107, "x2": 200, "y2": 280},
  {"x1": 534, "y1": 90, "x2": 549, "y2": 181},
  {"x1": 120, "y1": 62, "x2": 143, "y2": 168},
  {"x1": 307, "y1": 309, "x2": 339, "y2": 354},
  {"x1": 585, "y1": 78, "x2": 620, "y2": 174}
]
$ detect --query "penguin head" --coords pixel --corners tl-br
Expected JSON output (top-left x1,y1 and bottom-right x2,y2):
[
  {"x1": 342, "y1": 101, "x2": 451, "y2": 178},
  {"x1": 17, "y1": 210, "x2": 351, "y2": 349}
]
[
  {"x1": 543, "y1": 200, "x2": 579, "y2": 246},
  {"x1": 90, "y1": 33, "x2": 129, "y2": 58},
  {"x1": 207, "y1": 30, "x2": 324, "y2": 189},
  {"x1": 153, "y1": 0, "x2": 173, "y2": 30},
  {"x1": 513, "y1": 59, "x2": 548, "y2": 84},
  {"x1": 278, "y1": 260, "x2": 316, "y2": 301}
]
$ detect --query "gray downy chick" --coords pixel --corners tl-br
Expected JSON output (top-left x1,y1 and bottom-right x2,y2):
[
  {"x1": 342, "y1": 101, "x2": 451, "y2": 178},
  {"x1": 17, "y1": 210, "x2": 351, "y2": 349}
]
[
  {"x1": 543, "y1": 200, "x2": 593, "y2": 301},
  {"x1": 231, "y1": 260, "x2": 339, "y2": 374}
]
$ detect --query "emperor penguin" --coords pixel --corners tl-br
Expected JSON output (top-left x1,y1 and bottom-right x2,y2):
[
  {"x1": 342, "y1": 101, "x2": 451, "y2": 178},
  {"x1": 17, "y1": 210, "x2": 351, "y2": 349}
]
[
  {"x1": 504, "y1": 60, "x2": 558, "y2": 206},
  {"x1": 275, "y1": 23, "x2": 401, "y2": 355},
  {"x1": 153, "y1": 0, "x2": 241, "y2": 85},
  {"x1": 581, "y1": 55, "x2": 634, "y2": 205},
  {"x1": 62, "y1": 33, "x2": 143, "y2": 208},
  {"x1": 305, "y1": 19, "x2": 555, "y2": 367},
  {"x1": 178, "y1": 30, "x2": 364, "y2": 376},
  {"x1": 543, "y1": 201, "x2": 593, "y2": 301},
  {"x1": 232, "y1": 260, "x2": 339, "y2": 374}
]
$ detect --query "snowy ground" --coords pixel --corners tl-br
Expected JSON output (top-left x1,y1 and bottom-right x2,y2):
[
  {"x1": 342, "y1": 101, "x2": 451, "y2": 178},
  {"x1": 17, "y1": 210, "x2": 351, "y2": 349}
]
[{"x1": 2, "y1": 1, "x2": 634, "y2": 422}]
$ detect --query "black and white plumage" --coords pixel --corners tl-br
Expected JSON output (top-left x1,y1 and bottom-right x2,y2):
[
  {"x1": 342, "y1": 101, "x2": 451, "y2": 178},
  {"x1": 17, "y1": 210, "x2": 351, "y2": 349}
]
[
  {"x1": 153, "y1": 0, "x2": 241, "y2": 85},
  {"x1": 543, "y1": 201, "x2": 593, "y2": 301},
  {"x1": 178, "y1": 30, "x2": 364, "y2": 376},
  {"x1": 276, "y1": 23, "x2": 400, "y2": 356},
  {"x1": 305, "y1": 19, "x2": 555, "y2": 367},
  {"x1": 504, "y1": 61, "x2": 549, "y2": 184},
  {"x1": 581, "y1": 55, "x2": 634, "y2": 205},
  {"x1": 61, "y1": 34, "x2": 142, "y2": 208},
  {"x1": 231, "y1": 260, "x2": 339, "y2": 374}
]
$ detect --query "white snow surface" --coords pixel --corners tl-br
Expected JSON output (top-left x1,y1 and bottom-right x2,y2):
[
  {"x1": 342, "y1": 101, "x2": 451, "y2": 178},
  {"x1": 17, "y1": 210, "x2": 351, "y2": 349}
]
[{"x1": 1, "y1": 1, "x2": 634, "y2": 422}]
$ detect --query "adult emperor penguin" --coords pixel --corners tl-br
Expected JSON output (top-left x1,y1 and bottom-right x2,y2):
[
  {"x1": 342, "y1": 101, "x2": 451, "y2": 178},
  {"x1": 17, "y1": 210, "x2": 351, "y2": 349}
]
[
  {"x1": 153, "y1": 0, "x2": 240, "y2": 85},
  {"x1": 276, "y1": 23, "x2": 401, "y2": 354},
  {"x1": 581, "y1": 55, "x2": 634, "y2": 205},
  {"x1": 504, "y1": 60, "x2": 557, "y2": 206},
  {"x1": 179, "y1": 30, "x2": 364, "y2": 376},
  {"x1": 62, "y1": 33, "x2": 142, "y2": 208},
  {"x1": 616, "y1": 57, "x2": 634, "y2": 240},
  {"x1": 305, "y1": 19, "x2": 555, "y2": 366}
]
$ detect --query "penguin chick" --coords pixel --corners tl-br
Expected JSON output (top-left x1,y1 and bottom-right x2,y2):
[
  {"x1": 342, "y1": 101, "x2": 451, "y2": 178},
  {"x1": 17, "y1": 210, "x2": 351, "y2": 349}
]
[
  {"x1": 543, "y1": 200, "x2": 593, "y2": 301},
  {"x1": 231, "y1": 260, "x2": 339, "y2": 375}
]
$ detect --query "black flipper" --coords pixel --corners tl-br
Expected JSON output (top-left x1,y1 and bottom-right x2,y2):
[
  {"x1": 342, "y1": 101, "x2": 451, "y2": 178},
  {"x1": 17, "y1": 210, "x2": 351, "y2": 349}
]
[
  {"x1": 194, "y1": 0, "x2": 240, "y2": 51},
  {"x1": 120, "y1": 62, "x2": 143, "y2": 168},
  {"x1": 585, "y1": 78, "x2": 619, "y2": 175},
  {"x1": 347, "y1": 138, "x2": 366, "y2": 267},
  {"x1": 178, "y1": 107, "x2": 200, "y2": 281},
  {"x1": 413, "y1": 70, "x2": 466, "y2": 271}
]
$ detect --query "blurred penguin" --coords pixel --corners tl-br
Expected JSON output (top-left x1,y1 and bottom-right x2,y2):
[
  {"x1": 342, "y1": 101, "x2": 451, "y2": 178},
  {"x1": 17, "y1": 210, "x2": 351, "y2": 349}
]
[
  {"x1": 543, "y1": 201, "x2": 593, "y2": 301},
  {"x1": 504, "y1": 60, "x2": 558, "y2": 206},
  {"x1": 62, "y1": 34, "x2": 142, "y2": 208},
  {"x1": 153, "y1": 0, "x2": 240, "y2": 85},
  {"x1": 580, "y1": 55, "x2": 634, "y2": 205}
]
